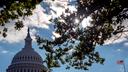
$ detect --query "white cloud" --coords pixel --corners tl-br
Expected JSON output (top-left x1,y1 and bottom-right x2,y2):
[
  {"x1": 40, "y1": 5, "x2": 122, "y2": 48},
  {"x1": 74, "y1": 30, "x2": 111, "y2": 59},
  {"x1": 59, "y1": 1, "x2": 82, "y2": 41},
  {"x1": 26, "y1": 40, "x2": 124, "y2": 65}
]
[
  {"x1": 0, "y1": 4, "x2": 51, "y2": 43},
  {"x1": 3, "y1": 0, "x2": 128, "y2": 46},
  {"x1": 123, "y1": 42, "x2": 128, "y2": 47},
  {"x1": 0, "y1": 1, "x2": 69, "y2": 43},
  {"x1": 116, "y1": 48, "x2": 122, "y2": 52},
  {"x1": 44, "y1": 0, "x2": 68, "y2": 17},
  {"x1": 28, "y1": 5, "x2": 51, "y2": 29},
  {"x1": 81, "y1": 16, "x2": 92, "y2": 28},
  {"x1": 0, "y1": 46, "x2": 13, "y2": 54},
  {"x1": 105, "y1": 36, "x2": 128, "y2": 45},
  {"x1": 0, "y1": 27, "x2": 27, "y2": 43},
  {"x1": 104, "y1": 19, "x2": 128, "y2": 45},
  {"x1": 1, "y1": 50, "x2": 9, "y2": 54}
]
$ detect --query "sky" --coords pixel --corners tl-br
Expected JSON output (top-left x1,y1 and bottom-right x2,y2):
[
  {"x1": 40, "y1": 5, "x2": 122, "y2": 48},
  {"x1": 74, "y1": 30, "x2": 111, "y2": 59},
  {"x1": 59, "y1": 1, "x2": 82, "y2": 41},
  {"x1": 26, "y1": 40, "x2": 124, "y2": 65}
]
[{"x1": 0, "y1": 0, "x2": 128, "y2": 72}]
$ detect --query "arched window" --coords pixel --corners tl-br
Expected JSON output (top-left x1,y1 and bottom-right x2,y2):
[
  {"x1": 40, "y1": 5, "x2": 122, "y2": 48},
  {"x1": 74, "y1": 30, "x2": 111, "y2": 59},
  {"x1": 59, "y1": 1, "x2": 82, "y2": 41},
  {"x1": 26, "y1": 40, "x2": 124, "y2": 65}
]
[
  {"x1": 20, "y1": 57, "x2": 21, "y2": 60},
  {"x1": 22, "y1": 56, "x2": 24, "y2": 60},
  {"x1": 20, "y1": 69, "x2": 22, "y2": 72},
  {"x1": 16, "y1": 69, "x2": 19, "y2": 72},
  {"x1": 28, "y1": 56, "x2": 29, "y2": 60},
  {"x1": 25, "y1": 56, "x2": 27, "y2": 60},
  {"x1": 35, "y1": 57, "x2": 37, "y2": 61},
  {"x1": 17, "y1": 57, "x2": 18, "y2": 60},
  {"x1": 28, "y1": 69, "x2": 30, "y2": 72},
  {"x1": 24, "y1": 69, "x2": 26, "y2": 72},
  {"x1": 35, "y1": 69, "x2": 36, "y2": 72},
  {"x1": 31, "y1": 69, "x2": 33, "y2": 72},
  {"x1": 31, "y1": 56, "x2": 33, "y2": 60},
  {"x1": 14, "y1": 69, "x2": 16, "y2": 72},
  {"x1": 34, "y1": 57, "x2": 35, "y2": 60}
]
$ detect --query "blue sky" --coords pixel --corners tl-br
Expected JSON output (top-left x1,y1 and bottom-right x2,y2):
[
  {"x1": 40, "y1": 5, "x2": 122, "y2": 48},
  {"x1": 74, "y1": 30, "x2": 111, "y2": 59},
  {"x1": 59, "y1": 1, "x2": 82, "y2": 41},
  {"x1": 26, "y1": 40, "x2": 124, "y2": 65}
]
[
  {"x1": 1, "y1": 38, "x2": 128, "y2": 72},
  {"x1": 0, "y1": 0, "x2": 128, "y2": 72}
]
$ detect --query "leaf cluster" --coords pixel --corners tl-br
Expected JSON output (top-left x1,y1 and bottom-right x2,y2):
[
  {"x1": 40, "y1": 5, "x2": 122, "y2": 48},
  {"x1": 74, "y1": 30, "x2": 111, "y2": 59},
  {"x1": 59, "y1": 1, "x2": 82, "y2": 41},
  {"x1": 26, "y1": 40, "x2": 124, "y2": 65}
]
[
  {"x1": 0, "y1": 0, "x2": 42, "y2": 37},
  {"x1": 36, "y1": 0, "x2": 128, "y2": 70}
]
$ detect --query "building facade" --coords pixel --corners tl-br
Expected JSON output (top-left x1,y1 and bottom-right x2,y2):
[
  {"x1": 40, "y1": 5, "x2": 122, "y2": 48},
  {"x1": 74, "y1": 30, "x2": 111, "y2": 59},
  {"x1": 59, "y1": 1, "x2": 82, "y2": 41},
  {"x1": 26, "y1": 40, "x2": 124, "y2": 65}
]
[{"x1": 6, "y1": 28, "x2": 48, "y2": 72}]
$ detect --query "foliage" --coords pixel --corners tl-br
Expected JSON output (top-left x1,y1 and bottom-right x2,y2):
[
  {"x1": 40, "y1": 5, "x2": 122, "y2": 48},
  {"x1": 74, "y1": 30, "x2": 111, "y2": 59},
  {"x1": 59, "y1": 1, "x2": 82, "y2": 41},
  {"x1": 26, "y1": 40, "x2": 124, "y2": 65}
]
[
  {"x1": 36, "y1": 0, "x2": 128, "y2": 70},
  {"x1": 0, "y1": 0, "x2": 128, "y2": 71},
  {"x1": 0, "y1": 0, "x2": 42, "y2": 37}
]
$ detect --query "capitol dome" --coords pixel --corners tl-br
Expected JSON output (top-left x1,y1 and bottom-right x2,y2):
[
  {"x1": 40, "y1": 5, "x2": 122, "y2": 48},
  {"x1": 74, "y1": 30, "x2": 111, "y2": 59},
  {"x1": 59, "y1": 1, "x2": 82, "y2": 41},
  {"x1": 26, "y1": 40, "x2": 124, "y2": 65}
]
[
  {"x1": 11, "y1": 46, "x2": 43, "y2": 65},
  {"x1": 6, "y1": 28, "x2": 48, "y2": 72}
]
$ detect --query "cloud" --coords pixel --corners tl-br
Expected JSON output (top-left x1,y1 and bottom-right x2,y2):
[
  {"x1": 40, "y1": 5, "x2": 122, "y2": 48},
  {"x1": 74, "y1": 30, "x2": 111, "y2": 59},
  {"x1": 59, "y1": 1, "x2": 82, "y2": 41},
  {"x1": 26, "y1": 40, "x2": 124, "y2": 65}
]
[
  {"x1": 1, "y1": 50, "x2": 9, "y2": 54},
  {"x1": 105, "y1": 36, "x2": 128, "y2": 45},
  {"x1": 0, "y1": 1, "x2": 69, "y2": 43},
  {"x1": 123, "y1": 42, "x2": 128, "y2": 47},
  {"x1": 104, "y1": 19, "x2": 128, "y2": 45},
  {"x1": 116, "y1": 48, "x2": 122, "y2": 52},
  {"x1": 0, "y1": 46, "x2": 13, "y2": 54},
  {"x1": 0, "y1": 4, "x2": 51, "y2": 43},
  {"x1": 4, "y1": 0, "x2": 128, "y2": 46},
  {"x1": 81, "y1": 16, "x2": 92, "y2": 28}
]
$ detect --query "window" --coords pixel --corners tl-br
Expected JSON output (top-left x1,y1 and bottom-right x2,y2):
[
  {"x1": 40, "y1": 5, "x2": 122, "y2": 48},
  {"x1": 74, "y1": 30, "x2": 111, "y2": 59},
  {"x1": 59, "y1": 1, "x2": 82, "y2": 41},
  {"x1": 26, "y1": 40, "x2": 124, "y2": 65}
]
[
  {"x1": 31, "y1": 70, "x2": 33, "y2": 72},
  {"x1": 28, "y1": 69, "x2": 30, "y2": 72},
  {"x1": 25, "y1": 56, "x2": 27, "y2": 60},
  {"x1": 24, "y1": 69, "x2": 26, "y2": 72},
  {"x1": 17, "y1": 69, "x2": 19, "y2": 72},
  {"x1": 22, "y1": 56, "x2": 24, "y2": 60},
  {"x1": 28, "y1": 56, "x2": 29, "y2": 60},
  {"x1": 20, "y1": 69, "x2": 22, "y2": 72}
]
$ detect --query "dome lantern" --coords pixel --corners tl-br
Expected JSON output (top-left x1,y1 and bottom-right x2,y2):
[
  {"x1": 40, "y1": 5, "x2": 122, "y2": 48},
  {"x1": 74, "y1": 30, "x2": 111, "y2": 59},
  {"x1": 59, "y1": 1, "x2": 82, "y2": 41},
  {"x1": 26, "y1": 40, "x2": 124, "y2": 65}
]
[{"x1": 24, "y1": 28, "x2": 32, "y2": 49}]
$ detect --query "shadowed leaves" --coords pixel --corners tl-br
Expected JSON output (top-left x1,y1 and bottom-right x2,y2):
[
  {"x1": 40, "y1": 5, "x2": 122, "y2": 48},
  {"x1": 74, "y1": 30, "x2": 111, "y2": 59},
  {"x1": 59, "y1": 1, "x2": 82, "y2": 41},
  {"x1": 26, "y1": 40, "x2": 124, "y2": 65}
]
[{"x1": 36, "y1": 0, "x2": 128, "y2": 70}]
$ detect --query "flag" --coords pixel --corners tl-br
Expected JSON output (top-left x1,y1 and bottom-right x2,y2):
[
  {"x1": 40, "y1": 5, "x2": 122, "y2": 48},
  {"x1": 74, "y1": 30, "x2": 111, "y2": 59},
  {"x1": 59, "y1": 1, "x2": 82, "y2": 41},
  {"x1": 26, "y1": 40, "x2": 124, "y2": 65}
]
[{"x1": 117, "y1": 60, "x2": 124, "y2": 64}]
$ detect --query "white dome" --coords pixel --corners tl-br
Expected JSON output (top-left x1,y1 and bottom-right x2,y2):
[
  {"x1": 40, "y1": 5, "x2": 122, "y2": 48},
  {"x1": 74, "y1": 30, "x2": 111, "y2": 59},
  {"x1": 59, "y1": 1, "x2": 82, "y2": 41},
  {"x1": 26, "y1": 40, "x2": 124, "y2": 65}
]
[
  {"x1": 11, "y1": 47, "x2": 43, "y2": 64},
  {"x1": 6, "y1": 28, "x2": 48, "y2": 72}
]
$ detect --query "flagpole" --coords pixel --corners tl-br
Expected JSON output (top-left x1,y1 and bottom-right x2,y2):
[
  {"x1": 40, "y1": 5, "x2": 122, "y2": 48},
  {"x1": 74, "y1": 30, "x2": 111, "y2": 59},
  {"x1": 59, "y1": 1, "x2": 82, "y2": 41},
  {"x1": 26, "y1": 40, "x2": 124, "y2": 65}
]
[
  {"x1": 117, "y1": 60, "x2": 127, "y2": 72},
  {"x1": 123, "y1": 62, "x2": 126, "y2": 72}
]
